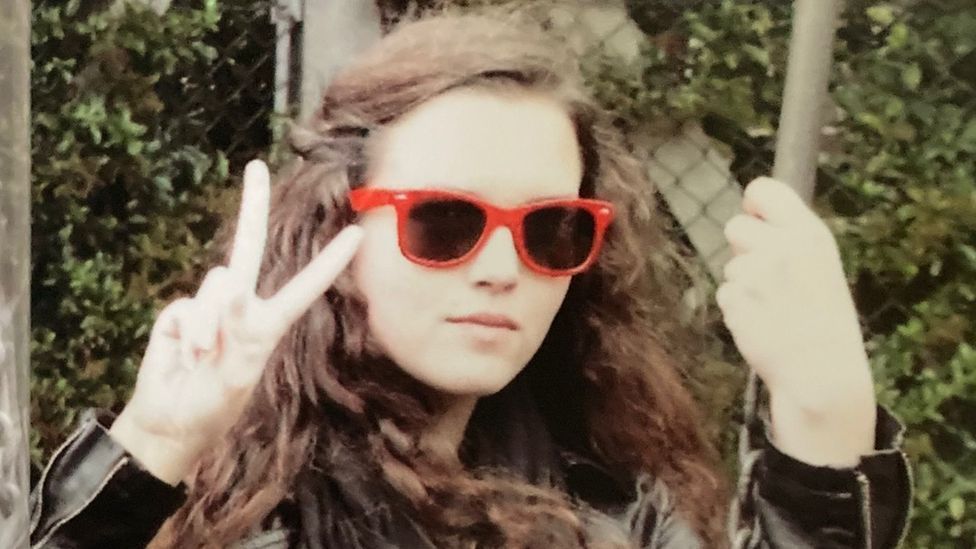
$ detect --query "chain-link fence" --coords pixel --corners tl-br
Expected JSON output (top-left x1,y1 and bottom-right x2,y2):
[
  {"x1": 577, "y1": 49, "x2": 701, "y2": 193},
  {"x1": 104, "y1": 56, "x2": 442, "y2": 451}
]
[
  {"x1": 167, "y1": 0, "x2": 278, "y2": 176},
  {"x1": 26, "y1": 0, "x2": 976, "y2": 546},
  {"x1": 562, "y1": 1, "x2": 975, "y2": 546}
]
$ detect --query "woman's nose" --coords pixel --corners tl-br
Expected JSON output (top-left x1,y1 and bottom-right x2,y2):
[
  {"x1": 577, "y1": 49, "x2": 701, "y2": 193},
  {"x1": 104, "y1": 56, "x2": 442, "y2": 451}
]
[{"x1": 467, "y1": 226, "x2": 520, "y2": 291}]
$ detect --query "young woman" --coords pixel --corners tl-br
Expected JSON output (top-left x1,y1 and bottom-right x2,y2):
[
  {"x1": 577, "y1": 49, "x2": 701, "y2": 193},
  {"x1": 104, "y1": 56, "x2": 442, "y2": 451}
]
[{"x1": 29, "y1": 9, "x2": 911, "y2": 549}]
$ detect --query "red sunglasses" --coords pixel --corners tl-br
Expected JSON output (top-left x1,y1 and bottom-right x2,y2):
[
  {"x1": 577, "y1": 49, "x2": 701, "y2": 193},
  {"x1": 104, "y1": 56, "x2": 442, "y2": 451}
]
[{"x1": 348, "y1": 188, "x2": 615, "y2": 276}]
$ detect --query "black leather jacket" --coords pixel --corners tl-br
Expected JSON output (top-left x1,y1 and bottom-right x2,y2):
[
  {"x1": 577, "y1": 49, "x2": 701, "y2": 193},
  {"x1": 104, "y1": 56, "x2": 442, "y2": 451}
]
[{"x1": 28, "y1": 405, "x2": 911, "y2": 548}]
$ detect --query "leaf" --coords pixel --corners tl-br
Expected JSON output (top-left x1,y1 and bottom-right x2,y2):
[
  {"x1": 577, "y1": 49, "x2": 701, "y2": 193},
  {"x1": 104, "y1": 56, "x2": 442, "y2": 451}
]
[
  {"x1": 959, "y1": 120, "x2": 976, "y2": 152},
  {"x1": 949, "y1": 497, "x2": 965, "y2": 521},
  {"x1": 887, "y1": 23, "x2": 911, "y2": 49},
  {"x1": 867, "y1": 5, "x2": 896, "y2": 26},
  {"x1": 959, "y1": 244, "x2": 976, "y2": 270},
  {"x1": 741, "y1": 44, "x2": 770, "y2": 67},
  {"x1": 902, "y1": 64, "x2": 922, "y2": 91}
]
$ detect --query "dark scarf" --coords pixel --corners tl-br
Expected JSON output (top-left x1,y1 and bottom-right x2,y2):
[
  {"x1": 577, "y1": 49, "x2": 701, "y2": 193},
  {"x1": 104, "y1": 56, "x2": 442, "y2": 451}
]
[{"x1": 282, "y1": 374, "x2": 636, "y2": 548}]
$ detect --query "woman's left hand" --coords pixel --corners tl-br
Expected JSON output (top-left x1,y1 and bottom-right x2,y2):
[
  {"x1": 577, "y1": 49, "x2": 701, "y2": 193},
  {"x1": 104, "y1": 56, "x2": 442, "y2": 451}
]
[{"x1": 717, "y1": 177, "x2": 876, "y2": 467}]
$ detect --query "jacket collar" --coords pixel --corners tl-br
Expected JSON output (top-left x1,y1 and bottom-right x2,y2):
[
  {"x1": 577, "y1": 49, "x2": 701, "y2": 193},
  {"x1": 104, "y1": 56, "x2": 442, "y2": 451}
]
[{"x1": 460, "y1": 375, "x2": 636, "y2": 508}]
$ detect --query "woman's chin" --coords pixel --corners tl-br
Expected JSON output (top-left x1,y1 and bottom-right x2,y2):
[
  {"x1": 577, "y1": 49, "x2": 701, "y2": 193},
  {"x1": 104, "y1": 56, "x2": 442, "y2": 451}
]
[
  {"x1": 380, "y1": 339, "x2": 532, "y2": 399},
  {"x1": 412, "y1": 362, "x2": 522, "y2": 398}
]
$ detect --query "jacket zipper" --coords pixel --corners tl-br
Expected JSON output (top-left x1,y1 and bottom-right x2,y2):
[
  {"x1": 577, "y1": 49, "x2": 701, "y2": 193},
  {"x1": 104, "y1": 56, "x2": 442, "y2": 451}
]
[{"x1": 855, "y1": 470, "x2": 872, "y2": 549}]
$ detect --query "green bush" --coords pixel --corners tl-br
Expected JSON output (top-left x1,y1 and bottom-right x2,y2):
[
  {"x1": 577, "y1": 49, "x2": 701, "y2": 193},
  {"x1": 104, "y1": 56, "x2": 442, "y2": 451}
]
[{"x1": 30, "y1": 0, "x2": 273, "y2": 467}]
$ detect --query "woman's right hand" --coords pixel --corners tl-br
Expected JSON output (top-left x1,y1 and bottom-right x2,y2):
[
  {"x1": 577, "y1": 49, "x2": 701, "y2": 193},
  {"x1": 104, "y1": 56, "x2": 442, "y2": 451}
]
[{"x1": 109, "y1": 160, "x2": 363, "y2": 485}]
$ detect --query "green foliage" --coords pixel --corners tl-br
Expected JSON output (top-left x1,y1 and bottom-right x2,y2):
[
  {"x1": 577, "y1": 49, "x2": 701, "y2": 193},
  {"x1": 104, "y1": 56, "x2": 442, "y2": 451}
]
[
  {"x1": 30, "y1": 0, "x2": 272, "y2": 467},
  {"x1": 828, "y1": 5, "x2": 975, "y2": 544},
  {"x1": 587, "y1": 0, "x2": 975, "y2": 545},
  {"x1": 590, "y1": 0, "x2": 792, "y2": 137}
]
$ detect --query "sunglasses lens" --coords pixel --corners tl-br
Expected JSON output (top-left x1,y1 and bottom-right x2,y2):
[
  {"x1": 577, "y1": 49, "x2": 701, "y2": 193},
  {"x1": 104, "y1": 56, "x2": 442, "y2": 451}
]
[
  {"x1": 524, "y1": 206, "x2": 596, "y2": 271},
  {"x1": 406, "y1": 198, "x2": 486, "y2": 261}
]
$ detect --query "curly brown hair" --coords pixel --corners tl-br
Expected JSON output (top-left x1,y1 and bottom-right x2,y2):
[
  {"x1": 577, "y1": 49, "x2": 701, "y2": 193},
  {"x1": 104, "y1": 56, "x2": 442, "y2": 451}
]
[{"x1": 150, "y1": 6, "x2": 727, "y2": 548}]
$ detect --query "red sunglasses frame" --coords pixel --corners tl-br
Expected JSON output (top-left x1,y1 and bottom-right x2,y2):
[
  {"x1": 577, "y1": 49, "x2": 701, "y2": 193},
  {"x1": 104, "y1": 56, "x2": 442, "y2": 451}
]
[{"x1": 348, "y1": 188, "x2": 615, "y2": 276}]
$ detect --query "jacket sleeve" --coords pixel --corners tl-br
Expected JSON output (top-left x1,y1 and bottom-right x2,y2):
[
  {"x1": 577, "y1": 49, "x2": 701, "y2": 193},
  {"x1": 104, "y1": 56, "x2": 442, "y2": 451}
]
[
  {"x1": 732, "y1": 405, "x2": 912, "y2": 549},
  {"x1": 29, "y1": 409, "x2": 187, "y2": 549}
]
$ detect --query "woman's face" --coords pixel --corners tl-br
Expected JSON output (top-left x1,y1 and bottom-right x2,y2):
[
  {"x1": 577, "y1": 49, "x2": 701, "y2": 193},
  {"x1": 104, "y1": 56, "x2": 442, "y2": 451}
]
[{"x1": 352, "y1": 86, "x2": 583, "y2": 397}]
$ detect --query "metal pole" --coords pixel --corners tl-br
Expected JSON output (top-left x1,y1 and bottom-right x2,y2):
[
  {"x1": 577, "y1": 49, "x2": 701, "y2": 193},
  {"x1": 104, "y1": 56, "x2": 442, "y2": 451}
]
[
  {"x1": 300, "y1": 0, "x2": 383, "y2": 120},
  {"x1": 0, "y1": 0, "x2": 32, "y2": 545},
  {"x1": 273, "y1": 0, "x2": 303, "y2": 145},
  {"x1": 730, "y1": 1, "x2": 843, "y2": 545},
  {"x1": 772, "y1": 0, "x2": 845, "y2": 201}
]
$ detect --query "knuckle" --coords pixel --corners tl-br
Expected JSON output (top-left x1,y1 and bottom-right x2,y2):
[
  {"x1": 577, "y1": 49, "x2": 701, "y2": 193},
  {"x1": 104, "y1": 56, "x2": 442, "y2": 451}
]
[
  {"x1": 224, "y1": 291, "x2": 250, "y2": 317},
  {"x1": 224, "y1": 302, "x2": 263, "y2": 342},
  {"x1": 724, "y1": 215, "x2": 738, "y2": 232},
  {"x1": 724, "y1": 216, "x2": 744, "y2": 241},
  {"x1": 723, "y1": 259, "x2": 737, "y2": 281},
  {"x1": 716, "y1": 283, "x2": 732, "y2": 309}
]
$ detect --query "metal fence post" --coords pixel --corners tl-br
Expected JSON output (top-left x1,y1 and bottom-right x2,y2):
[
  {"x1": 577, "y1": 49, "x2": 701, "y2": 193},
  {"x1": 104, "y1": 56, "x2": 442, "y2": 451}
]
[
  {"x1": 730, "y1": 1, "x2": 844, "y2": 545},
  {"x1": 773, "y1": 0, "x2": 845, "y2": 200},
  {"x1": 273, "y1": 0, "x2": 304, "y2": 144},
  {"x1": 300, "y1": 0, "x2": 383, "y2": 120},
  {"x1": 0, "y1": 0, "x2": 31, "y2": 545}
]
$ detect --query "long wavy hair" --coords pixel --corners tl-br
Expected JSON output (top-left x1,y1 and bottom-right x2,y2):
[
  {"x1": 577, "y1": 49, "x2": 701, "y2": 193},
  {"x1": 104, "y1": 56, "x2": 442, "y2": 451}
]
[{"x1": 151, "y1": 7, "x2": 727, "y2": 548}]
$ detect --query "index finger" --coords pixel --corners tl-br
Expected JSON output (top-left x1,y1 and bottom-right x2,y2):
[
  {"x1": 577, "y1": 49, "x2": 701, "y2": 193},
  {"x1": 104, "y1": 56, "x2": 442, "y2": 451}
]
[
  {"x1": 264, "y1": 225, "x2": 364, "y2": 331},
  {"x1": 228, "y1": 160, "x2": 271, "y2": 289}
]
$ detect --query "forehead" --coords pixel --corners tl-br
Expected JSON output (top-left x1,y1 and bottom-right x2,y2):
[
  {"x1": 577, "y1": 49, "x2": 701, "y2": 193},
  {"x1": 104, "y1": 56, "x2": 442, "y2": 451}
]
[{"x1": 366, "y1": 87, "x2": 583, "y2": 204}]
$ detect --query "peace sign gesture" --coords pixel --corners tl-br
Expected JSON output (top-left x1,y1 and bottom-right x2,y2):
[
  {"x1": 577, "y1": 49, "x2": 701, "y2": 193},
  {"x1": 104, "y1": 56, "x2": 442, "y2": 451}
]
[{"x1": 110, "y1": 160, "x2": 363, "y2": 485}]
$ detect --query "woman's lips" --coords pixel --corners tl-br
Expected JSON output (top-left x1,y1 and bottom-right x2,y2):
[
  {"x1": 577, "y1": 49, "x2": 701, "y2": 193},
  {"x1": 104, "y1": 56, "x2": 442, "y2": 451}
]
[{"x1": 446, "y1": 313, "x2": 519, "y2": 330}]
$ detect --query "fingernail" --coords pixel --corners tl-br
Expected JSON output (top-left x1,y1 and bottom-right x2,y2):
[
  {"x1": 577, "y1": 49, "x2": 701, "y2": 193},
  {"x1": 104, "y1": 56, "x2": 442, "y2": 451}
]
[{"x1": 245, "y1": 159, "x2": 267, "y2": 175}]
